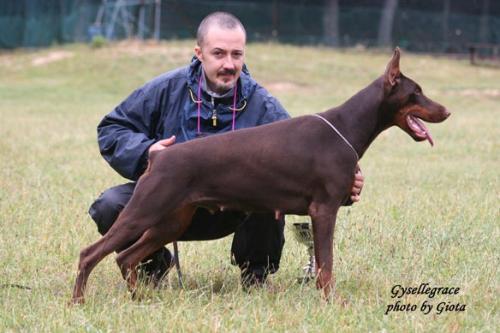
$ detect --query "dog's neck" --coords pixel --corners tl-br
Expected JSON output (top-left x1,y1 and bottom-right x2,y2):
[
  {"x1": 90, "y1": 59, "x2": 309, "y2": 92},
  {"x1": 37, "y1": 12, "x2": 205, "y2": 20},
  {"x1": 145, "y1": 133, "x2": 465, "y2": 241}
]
[{"x1": 321, "y1": 77, "x2": 391, "y2": 159}]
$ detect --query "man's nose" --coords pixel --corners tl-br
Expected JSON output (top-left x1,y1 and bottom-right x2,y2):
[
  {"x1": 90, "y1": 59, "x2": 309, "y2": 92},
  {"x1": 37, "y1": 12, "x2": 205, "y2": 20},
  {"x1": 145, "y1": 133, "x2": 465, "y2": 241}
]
[{"x1": 222, "y1": 55, "x2": 235, "y2": 69}]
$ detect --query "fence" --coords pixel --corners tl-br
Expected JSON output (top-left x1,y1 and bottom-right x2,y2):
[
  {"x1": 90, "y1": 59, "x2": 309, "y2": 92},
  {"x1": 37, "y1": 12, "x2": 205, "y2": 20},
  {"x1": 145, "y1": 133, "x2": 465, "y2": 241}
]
[{"x1": 0, "y1": 0, "x2": 499, "y2": 54}]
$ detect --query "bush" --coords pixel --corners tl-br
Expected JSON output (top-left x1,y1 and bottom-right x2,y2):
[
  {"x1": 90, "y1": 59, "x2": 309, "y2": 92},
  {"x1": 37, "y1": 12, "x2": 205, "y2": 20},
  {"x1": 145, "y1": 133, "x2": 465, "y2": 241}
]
[{"x1": 90, "y1": 35, "x2": 107, "y2": 49}]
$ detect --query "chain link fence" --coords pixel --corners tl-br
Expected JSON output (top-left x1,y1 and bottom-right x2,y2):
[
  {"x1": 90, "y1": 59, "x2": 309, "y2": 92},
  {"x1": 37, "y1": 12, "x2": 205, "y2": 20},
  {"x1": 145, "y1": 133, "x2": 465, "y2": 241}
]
[{"x1": 1, "y1": 0, "x2": 499, "y2": 54}]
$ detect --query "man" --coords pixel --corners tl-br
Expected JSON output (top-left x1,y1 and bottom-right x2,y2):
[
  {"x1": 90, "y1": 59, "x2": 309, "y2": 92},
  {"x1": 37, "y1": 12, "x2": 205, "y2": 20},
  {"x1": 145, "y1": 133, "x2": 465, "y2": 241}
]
[{"x1": 89, "y1": 12, "x2": 364, "y2": 288}]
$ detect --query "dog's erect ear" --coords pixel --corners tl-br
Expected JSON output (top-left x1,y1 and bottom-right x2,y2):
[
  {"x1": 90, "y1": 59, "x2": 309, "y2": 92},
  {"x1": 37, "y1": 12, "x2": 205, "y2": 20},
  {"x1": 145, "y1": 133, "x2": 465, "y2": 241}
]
[{"x1": 384, "y1": 47, "x2": 401, "y2": 87}]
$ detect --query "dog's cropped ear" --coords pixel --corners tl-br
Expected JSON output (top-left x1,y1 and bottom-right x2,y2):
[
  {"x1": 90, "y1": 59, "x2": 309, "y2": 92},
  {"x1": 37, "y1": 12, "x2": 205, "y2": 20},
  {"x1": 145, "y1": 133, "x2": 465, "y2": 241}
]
[{"x1": 384, "y1": 47, "x2": 401, "y2": 88}]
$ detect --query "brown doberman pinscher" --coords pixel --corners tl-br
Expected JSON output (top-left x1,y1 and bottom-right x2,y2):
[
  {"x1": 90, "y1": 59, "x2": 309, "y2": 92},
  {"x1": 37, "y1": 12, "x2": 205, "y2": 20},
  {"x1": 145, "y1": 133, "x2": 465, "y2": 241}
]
[{"x1": 71, "y1": 48, "x2": 450, "y2": 303}]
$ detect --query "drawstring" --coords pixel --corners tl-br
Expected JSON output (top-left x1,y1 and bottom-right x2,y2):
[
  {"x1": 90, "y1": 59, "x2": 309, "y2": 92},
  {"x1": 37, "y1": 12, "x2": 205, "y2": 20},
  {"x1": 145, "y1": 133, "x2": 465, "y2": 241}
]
[
  {"x1": 231, "y1": 82, "x2": 237, "y2": 131},
  {"x1": 195, "y1": 74, "x2": 238, "y2": 135},
  {"x1": 196, "y1": 75, "x2": 202, "y2": 135}
]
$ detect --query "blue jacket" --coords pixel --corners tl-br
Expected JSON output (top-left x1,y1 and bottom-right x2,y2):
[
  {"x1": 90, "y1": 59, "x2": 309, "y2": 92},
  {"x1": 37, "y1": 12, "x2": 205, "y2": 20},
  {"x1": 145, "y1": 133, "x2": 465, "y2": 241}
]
[{"x1": 97, "y1": 57, "x2": 290, "y2": 180}]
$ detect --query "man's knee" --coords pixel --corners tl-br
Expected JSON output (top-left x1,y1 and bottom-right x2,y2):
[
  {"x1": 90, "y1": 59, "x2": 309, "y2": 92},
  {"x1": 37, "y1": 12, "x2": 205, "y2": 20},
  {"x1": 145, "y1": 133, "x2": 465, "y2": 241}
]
[
  {"x1": 88, "y1": 183, "x2": 135, "y2": 235},
  {"x1": 231, "y1": 213, "x2": 285, "y2": 274}
]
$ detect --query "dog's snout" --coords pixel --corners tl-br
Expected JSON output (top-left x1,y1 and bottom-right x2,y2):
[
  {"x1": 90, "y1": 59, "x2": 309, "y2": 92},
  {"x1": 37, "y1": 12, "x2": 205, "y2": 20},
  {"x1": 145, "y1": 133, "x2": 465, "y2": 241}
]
[{"x1": 443, "y1": 109, "x2": 451, "y2": 118}]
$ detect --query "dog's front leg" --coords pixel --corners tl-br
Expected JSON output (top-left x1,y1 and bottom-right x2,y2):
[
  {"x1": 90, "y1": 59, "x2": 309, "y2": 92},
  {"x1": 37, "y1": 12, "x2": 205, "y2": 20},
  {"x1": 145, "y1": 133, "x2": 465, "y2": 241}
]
[{"x1": 309, "y1": 203, "x2": 339, "y2": 299}]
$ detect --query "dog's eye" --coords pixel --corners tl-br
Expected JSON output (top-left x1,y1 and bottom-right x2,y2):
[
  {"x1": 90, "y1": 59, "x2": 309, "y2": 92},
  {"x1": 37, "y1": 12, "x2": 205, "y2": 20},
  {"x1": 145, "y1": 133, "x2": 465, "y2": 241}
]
[{"x1": 409, "y1": 92, "x2": 419, "y2": 103}]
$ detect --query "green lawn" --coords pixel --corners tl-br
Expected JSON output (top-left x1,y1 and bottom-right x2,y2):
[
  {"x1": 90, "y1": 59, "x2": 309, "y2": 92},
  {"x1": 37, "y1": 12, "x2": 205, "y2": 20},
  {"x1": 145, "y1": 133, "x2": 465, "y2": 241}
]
[{"x1": 0, "y1": 40, "x2": 498, "y2": 332}]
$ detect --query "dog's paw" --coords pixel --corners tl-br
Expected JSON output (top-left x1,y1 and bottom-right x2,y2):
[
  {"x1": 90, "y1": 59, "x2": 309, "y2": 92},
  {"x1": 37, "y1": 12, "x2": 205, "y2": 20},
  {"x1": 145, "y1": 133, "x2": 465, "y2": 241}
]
[{"x1": 68, "y1": 296, "x2": 85, "y2": 306}]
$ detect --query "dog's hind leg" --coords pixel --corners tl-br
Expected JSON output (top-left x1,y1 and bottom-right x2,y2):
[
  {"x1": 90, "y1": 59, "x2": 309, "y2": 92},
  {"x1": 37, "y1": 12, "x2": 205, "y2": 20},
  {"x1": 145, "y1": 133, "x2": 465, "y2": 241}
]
[
  {"x1": 116, "y1": 228, "x2": 162, "y2": 297},
  {"x1": 71, "y1": 174, "x2": 189, "y2": 304},
  {"x1": 71, "y1": 235, "x2": 120, "y2": 304},
  {"x1": 71, "y1": 212, "x2": 174, "y2": 304},
  {"x1": 115, "y1": 205, "x2": 196, "y2": 296},
  {"x1": 72, "y1": 163, "x2": 199, "y2": 304}
]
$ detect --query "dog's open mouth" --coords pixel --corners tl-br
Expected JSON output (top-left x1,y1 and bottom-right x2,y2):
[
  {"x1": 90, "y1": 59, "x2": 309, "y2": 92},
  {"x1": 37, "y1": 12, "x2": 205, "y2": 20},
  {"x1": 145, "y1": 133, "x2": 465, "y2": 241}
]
[{"x1": 406, "y1": 115, "x2": 434, "y2": 146}]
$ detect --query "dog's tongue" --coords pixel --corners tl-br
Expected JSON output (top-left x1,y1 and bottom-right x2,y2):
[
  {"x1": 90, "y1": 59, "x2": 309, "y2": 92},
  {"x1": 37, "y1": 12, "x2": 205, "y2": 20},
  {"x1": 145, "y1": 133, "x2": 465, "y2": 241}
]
[{"x1": 407, "y1": 115, "x2": 434, "y2": 146}]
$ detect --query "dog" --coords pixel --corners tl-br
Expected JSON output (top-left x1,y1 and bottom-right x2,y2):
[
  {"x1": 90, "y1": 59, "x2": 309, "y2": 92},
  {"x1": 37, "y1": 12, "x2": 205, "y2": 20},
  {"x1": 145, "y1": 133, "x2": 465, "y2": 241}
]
[{"x1": 71, "y1": 48, "x2": 450, "y2": 303}]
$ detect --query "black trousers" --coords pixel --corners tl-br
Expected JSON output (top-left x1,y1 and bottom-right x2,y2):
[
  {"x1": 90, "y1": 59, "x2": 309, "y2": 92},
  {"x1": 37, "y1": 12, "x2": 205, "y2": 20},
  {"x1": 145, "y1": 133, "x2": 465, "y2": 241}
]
[{"x1": 88, "y1": 183, "x2": 285, "y2": 274}]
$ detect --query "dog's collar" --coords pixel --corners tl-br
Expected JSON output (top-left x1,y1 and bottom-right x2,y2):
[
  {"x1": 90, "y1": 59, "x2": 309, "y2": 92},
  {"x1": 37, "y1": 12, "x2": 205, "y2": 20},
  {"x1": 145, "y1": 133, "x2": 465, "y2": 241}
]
[{"x1": 311, "y1": 114, "x2": 359, "y2": 161}]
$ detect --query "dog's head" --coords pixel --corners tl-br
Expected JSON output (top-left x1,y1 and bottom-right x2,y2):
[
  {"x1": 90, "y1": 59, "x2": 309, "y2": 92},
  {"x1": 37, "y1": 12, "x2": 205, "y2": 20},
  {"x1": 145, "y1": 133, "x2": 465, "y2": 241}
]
[{"x1": 381, "y1": 48, "x2": 450, "y2": 146}]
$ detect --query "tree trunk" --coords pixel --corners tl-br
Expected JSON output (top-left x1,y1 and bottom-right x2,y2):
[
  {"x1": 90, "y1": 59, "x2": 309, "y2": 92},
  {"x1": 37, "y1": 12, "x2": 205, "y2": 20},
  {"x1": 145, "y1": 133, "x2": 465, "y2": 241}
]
[
  {"x1": 272, "y1": 0, "x2": 279, "y2": 39},
  {"x1": 377, "y1": 0, "x2": 398, "y2": 47},
  {"x1": 442, "y1": 0, "x2": 450, "y2": 50},
  {"x1": 479, "y1": 0, "x2": 490, "y2": 44},
  {"x1": 323, "y1": 0, "x2": 339, "y2": 47}
]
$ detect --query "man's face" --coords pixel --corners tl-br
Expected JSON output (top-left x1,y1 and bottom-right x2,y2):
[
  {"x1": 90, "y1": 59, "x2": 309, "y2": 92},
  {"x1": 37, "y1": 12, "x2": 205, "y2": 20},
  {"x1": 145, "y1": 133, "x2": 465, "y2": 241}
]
[{"x1": 195, "y1": 25, "x2": 246, "y2": 94}]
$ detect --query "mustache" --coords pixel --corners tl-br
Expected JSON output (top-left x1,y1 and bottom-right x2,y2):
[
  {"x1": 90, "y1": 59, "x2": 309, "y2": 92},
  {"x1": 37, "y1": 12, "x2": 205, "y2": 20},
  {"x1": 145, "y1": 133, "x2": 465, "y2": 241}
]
[{"x1": 217, "y1": 69, "x2": 237, "y2": 76}]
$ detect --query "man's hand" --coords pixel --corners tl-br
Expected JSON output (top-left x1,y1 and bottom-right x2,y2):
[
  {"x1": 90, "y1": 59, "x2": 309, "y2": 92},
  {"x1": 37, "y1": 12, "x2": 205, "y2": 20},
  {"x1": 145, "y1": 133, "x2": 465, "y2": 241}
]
[
  {"x1": 350, "y1": 165, "x2": 364, "y2": 203},
  {"x1": 149, "y1": 135, "x2": 176, "y2": 156}
]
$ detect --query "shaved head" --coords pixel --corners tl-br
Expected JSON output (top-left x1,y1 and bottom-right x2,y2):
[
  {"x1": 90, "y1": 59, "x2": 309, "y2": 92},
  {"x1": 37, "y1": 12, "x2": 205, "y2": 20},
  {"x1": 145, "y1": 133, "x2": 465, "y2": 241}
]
[{"x1": 197, "y1": 12, "x2": 246, "y2": 47}]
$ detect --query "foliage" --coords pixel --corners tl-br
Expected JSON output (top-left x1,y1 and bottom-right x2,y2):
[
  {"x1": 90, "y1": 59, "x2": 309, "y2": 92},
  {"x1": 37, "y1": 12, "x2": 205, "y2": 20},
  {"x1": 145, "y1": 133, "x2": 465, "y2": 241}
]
[{"x1": 90, "y1": 35, "x2": 107, "y2": 49}]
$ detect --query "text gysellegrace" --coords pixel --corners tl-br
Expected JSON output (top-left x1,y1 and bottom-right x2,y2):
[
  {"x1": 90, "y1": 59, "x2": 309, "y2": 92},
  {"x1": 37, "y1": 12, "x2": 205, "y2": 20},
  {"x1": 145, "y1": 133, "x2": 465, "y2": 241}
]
[{"x1": 385, "y1": 283, "x2": 466, "y2": 315}]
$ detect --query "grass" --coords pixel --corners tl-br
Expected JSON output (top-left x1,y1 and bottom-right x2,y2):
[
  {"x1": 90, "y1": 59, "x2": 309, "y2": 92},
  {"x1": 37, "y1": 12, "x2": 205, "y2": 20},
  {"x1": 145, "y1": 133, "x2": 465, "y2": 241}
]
[{"x1": 0, "y1": 40, "x2": 498, "y2": 332}]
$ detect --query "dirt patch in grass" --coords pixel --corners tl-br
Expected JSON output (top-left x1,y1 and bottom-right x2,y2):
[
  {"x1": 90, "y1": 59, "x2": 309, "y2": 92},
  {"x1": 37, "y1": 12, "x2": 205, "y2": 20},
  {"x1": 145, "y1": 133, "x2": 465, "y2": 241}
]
[
  {"x1": 103, "y1": 39, "x2": 194, "y2": 61},
  {"x1": 263, "y1": 81, "x2": 308, "y2": 94},
  {"x1": 441, "y1": 88, "x2": 500, "y2": 99},
  {"x1": 459, "y1": 88, "x2": 500, "y2": 97},
  {"x1": 31, "y1": 51, "x2": 74, "y2": 66}
]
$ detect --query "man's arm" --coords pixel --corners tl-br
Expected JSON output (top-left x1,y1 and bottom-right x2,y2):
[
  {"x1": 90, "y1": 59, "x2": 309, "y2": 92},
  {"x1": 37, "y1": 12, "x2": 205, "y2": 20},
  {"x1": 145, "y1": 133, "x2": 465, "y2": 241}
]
[
  {"x1": 97, "y1": 88, "x2": 159, "y2": 180},
  {"x1": 257, "y1": 94, "x2": 291, "y2": 125}
]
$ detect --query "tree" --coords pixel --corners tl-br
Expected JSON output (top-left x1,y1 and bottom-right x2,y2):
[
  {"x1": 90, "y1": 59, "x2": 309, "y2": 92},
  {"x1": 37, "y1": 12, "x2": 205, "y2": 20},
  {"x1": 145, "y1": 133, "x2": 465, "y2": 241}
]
[
  {"x1": 442, "y1": 0, "x2": 450, "y2": 50},
  {"x1": 377, "y1": 0, "x2": 398, "y2": 47},
  {"x1": 479, "y1": 0, "x2": 490, "y2": 44},
  {"x1": 323, "y1": 0, "x2": 339, "y2": 47}
]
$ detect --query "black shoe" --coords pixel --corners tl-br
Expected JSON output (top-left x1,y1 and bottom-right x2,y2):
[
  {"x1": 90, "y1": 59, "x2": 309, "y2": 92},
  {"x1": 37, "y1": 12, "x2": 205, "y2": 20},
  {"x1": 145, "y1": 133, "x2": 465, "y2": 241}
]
[
  {"x1": 241, "y1": 267, "x2": 268, "y2": 290},
  {"x1": 139, "y1": 247, "x2": 174, "y2": 286}
]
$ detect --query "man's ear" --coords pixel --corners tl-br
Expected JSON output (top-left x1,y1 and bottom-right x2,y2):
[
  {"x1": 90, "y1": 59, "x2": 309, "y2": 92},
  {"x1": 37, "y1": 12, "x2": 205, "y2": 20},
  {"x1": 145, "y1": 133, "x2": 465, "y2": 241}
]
[
  {"x1": 194, "y1": 45, "x2": 203, "y2": 62},
  {"x1": 384, "y1": 47, "x2": 401, "y2": 87}
]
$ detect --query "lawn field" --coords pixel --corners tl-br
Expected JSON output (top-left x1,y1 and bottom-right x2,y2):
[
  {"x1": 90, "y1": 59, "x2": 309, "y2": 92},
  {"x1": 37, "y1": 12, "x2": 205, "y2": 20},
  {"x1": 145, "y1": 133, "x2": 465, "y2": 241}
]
[{"x1": 0, "y1": 40, "x2": 498, "y2": 332}]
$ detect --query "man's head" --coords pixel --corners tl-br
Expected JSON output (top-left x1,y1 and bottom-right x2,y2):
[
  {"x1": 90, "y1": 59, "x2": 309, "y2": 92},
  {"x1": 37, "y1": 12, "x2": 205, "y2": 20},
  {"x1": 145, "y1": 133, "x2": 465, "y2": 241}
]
[{"x1": 195, "y1": 12, "x2": 247, "y2": 94}]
